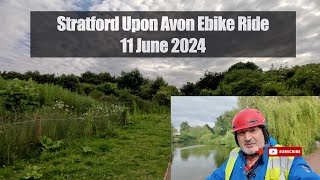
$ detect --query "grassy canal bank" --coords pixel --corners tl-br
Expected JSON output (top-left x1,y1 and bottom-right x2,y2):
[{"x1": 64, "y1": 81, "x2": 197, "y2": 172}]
[{"x1": 0, "y1": 114, "x2": 171, "y2": 179}]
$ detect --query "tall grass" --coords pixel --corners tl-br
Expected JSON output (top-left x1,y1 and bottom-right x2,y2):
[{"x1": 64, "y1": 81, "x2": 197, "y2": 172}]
[
  {"x1": 0, "y1": 103, "x2": 126, "y2": 166},
  {"x1": 238, "y1": 96, "x2": 320, "y2": 155},
  {"x1": 37, "y1": 83, "x2": 99, "y2": 113},
  {"x1": 0, "y1": 79, "x2": 127, "y2": 166},
  {"x1": 0, "y1": 113, "x2": 171, "y2": 180}
]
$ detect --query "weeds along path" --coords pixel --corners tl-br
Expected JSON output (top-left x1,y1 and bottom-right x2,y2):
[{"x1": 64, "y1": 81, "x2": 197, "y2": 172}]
[
  {"x1": 0, "y1": 114, "x2": 171, "y2": 180},
  {"x1": 305, "y1": 141, "x2": 320, "y2": 175}
]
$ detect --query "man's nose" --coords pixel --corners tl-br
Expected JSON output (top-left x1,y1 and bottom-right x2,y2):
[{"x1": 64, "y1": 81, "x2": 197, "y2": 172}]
[{"x1": 244, "y1": 132, "x2": 252, "y2": 141}]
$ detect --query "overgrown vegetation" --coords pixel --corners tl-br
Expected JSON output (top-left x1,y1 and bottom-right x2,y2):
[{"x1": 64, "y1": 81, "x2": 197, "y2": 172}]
[
  {"x1": 0, "y1": 114, "x2": 171, "y2": 180},
  {"x1": 0, "y1": 69, "x2": 172, "y2": 179},
  {"x1": 0, "y1": 68, "x2": 178, "y2": 107},
  {"x1": 0, "y1": 79, "x2": 127, "y2": 165}
]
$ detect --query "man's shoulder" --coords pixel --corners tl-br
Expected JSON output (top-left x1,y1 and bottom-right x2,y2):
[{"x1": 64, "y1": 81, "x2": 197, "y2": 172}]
[
  {"x1": 289, "y1": 156, "x2": 320, "y2": 179},
  {"x1": 230, "y1": 147, "x2": 241, "y2": 153}
]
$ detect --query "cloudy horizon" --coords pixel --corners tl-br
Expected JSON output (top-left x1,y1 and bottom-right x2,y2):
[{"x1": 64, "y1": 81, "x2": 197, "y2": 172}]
[
  {"x1": 171, "y1": 96, "x2": 238, "y2": 131},
  {"x1": 1, "y1": 0, "x2": 319, "y2": 87}
]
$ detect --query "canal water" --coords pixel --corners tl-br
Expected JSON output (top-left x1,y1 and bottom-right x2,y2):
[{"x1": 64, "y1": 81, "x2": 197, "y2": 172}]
[{"x1": 171, "y1": 145, "x2": 233, "y2": 180}]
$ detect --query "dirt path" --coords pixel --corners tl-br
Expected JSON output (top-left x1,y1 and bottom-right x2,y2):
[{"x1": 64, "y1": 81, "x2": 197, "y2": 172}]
[
  {"x1": 305, "y1": 141, "x2": 320, "y2": 175},
  {"x1": 164, "y1": 162, "x2": 171, "y2": 180}
]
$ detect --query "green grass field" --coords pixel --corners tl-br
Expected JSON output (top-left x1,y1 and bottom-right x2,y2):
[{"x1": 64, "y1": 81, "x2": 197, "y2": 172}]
[{"x1": 0, "y1": 114, "x2": 171, "y2": 180}]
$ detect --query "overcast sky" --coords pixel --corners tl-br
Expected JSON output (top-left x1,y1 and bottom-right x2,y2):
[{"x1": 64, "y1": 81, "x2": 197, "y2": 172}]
[
  {"x1": 171, "y1": 96, "x2": 238, "y2": 130},
  {"x1": 0, "y1": 0, "x2": 320, "y2": 87}
]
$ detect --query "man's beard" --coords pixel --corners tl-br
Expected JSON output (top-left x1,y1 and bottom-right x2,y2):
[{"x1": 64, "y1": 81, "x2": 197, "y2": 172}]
[{"x1": 241, "y1": 141, "x2": 264, "y2": 155}]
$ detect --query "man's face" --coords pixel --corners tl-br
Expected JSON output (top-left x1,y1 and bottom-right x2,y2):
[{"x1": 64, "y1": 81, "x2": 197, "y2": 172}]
[{"x1": 237, "y1": 126, "x2": 265, "y2": 155}]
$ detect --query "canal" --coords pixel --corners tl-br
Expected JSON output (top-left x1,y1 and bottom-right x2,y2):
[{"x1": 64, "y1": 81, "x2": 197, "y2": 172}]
[{"x1": 171, "y1": 145, "x2": 233, "y2": 180}]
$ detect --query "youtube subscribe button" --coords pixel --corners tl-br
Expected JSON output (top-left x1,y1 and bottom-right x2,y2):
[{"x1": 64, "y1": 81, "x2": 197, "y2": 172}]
[{"x1": 268, "y1": 147, "x2": 302, "y2": 156}]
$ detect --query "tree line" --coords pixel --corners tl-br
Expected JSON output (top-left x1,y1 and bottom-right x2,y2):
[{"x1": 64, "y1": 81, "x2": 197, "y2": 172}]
[
  {"x1": 172, "y1": 122, "x2": 214, "y2": 145},
  {"x1": 0, "y1": 69, "x2": 178, "y2": 107},
  {"x1": 180, "y1": 62, "x2": 320, "y2": 96},
  {"x1": 1, "y1": 62, "x2": 320, "y2": 99}
]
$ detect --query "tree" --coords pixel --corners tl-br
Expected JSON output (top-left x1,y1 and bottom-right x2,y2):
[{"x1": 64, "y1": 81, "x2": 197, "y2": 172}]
[
  {"x1": 139, "y1": 83, "x2": 153, "y2": 100},
  {"x1": 97, "y1": 82, "x2": 117, "y2": 95},
  {"x1": 196, "y1": 71, "x2": 224, "y2": 91},
  {"x1": 214, "y1": 109, "x2": 238, "y2": 135},
  {"x1": 79, "y1": 71, "x2": 100, "y2": 85},
  {"x1": 287, "y1": 64, "x2": 320, "y2": 95},
  {"x1": 57, "y1": 74, "x2": 80, "y2": 92},
  {"x1": 205, "y1": 124, "x2": 214, "y2": 134},
  {"x1": 117, "y1": 69, "x2": 144, "y2": 93},
  {"x1": 180, "y1": 82, "x2": 198, "y2": 95},
  {"x1": 261, "y1": 82, "x2": 288, "y2": 95},
  {"x1": 80, "y1": 71, "x2": 114, "y2": 85},
  {"x1": 227, "y1": 62, "x2": 262, "y2": 72},
  {"x1": 29, "y1": 71, "x2": 56, "y2": 84},
  {"x1": 215, "y1": 70, "x2": 263, "y2": 95},
  {"x1": 153, "y1": 86, "x2": 179, "y2": 106},
  {"x1": 78, "y1": 83, "x2": 96, "y2": 95},
  {"x1": 180, "y1": 121, "x2": 191, "y2": 132},
  {"x1": 98, "y1": 72, "x2": 115, "y2": 83},
  {"x1": 199, "y1": 89, "x2": 216, "y2": 95},
  {"x1": 138, "y1": 77, "x2": 169, "y2": 100},
  {"x1": 150, "y1": 76, "x2": 168, "y2": 95},
  {"x1": 1, "y1": 71, "x2": 24, "y2": 80}
]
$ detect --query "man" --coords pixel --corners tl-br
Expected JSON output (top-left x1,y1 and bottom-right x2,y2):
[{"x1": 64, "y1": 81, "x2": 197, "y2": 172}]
[{"x1": 206, "y1": 108, "x2": 320, "y2": 180}]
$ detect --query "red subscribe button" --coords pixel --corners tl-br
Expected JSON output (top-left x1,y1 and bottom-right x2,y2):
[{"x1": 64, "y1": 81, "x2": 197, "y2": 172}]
[{"x1": 268, "y1": 146, "x2": 302, "y2": 156}]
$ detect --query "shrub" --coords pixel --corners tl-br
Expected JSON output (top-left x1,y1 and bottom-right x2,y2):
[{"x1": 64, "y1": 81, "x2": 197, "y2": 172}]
[{"x1": 0, "y1": 79, "x2": 40, "y2": 112}]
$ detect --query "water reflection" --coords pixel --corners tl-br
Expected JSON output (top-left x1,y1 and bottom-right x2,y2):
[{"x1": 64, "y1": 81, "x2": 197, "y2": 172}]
[
  {"x1": 171, "y1": 145, "x2": 233, "y2": 180},
  {"x1": 179, "y1": 145, "x2": 211, "y2": 161}
]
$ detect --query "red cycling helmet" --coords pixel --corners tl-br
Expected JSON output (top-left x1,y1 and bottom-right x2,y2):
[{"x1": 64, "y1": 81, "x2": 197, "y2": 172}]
[{"x1": 232, "y1": 108, "x2": 266, "y2": 132}]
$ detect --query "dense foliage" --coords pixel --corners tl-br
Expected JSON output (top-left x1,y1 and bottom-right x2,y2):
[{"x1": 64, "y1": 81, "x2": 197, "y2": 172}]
[
  {"x1": 0, "y1": 73, "x2": 171, "y2": 166},
  {"x1": 0, "y1": 76, "x2": 171, "y2": 179},
  {"x1": 173, "y1": 122, "x2": 216, "y2": 146},
  {"x1": 2, "y1": 62, "x2": 320, "y2": 97},
  {"x1": 180, "y1": 62, "x2": 320, "y2": 96},
  {"x1": 238, "y1": 96, "x2": 320, "y2": 155},
  {"x1": 0, "y1": 69, "x2": 178, "y2": 106}
]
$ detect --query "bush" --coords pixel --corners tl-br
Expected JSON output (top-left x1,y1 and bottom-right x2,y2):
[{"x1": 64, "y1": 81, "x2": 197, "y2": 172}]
[
  {"x1": 97, "y1": 82, "x2": 117, "y2": 95},
  {"x1": 199, "y1": 89, "x2": 216, "y2": 96},
  {"x1": 89, "y1": 90, "x2": 105, "y2": 100},
  {"x1": 56, "y1": 74, "x2": 80, "y2": 92},
  {"x1": 118, "y1": 89, "x2": 168, "y2": 113},
  {"x1": 78, "y1": 83, "x2": 96, "y2": 95},
  {"x1": 0, "y1": 79, "x2": 40, "y2": 112},
  {"x1": 261, "y1": 82, "x2": 288, "y2": 95},
  {"x1": 220, "y1": 130, "x2": 237, "y2": 148},
  {"x1": 153, "y1": 86, "x2": 179, "y2": 106}
]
